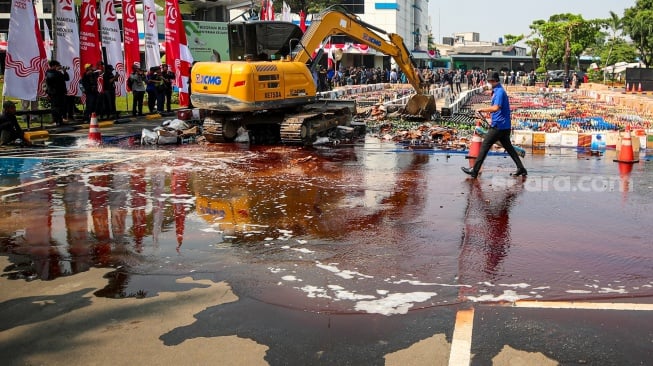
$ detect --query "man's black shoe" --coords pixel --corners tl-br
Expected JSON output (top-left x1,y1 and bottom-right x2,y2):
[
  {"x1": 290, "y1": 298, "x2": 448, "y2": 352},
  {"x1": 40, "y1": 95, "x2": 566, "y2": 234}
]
[
  {"x1": 511, "y1": 168, "x2": 528, "y2": 177},
  {"x1": 461, "y1": 167, "x2": 478, "y2": 178}
]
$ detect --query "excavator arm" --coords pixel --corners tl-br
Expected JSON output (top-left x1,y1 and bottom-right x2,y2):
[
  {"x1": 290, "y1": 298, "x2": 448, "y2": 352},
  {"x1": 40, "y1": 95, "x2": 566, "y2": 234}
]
[{"x1": 293, "y1": 7, "x2": 428, "y2": 95}]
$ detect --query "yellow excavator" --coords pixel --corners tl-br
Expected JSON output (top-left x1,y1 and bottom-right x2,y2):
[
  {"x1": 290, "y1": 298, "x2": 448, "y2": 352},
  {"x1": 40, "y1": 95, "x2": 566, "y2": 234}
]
[{"x1": 190, "y1": 6, "x2": 436, "y2": 144}]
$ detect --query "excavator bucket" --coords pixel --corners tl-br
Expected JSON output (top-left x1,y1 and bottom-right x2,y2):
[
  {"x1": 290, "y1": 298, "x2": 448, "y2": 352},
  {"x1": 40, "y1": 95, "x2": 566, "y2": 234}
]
[{"x1": 401, "y1": 94, "x2": 437, "y2": 120}]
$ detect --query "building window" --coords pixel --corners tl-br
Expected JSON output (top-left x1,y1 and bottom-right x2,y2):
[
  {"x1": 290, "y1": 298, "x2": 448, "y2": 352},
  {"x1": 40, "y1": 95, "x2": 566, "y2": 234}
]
[{"x1": 341, "y1": 0, "x2": 364, "y2": 14}]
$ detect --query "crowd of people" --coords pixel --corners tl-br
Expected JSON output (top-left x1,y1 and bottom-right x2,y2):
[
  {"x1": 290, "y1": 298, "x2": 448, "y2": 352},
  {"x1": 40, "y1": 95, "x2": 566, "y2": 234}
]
[
  {"x1": 15, "y1": 59, "x2": 176, "y2": 127},
  {"x1": 312, "y1": 64, "x2": 541, "y2": 97}
]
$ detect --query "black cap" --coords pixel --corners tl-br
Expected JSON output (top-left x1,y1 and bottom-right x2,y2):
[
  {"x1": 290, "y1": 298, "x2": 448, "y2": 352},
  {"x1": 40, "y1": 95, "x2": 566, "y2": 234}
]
[
  {"x1": 487, "y1": 71, "x2": 501, "y2": 82},
  {"x1": 3, "y1": 100, "x2": 17, "y2": 109},
  {"x1": 49, "y1": 60, "x2": 61, "y2": 67}
]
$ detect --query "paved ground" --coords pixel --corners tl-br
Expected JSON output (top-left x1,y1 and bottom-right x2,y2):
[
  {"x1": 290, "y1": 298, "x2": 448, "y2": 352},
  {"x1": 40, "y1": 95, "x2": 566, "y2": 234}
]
[{"x1": 2, "y1": 90, "x2": 653, "y2": 365}]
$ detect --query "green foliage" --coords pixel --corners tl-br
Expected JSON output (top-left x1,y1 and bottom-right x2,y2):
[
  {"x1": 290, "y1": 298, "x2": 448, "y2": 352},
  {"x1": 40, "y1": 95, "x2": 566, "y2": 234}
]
[
  {"x1": 599, "y1": 39, "x2": 638, "y2": 66},
  {"x1": 623, "y1": 1, "x2": 653, "y2": 67},
  {"x1": 528, "y1": 14, "x2": 602, "y2": 72},
  {"x1": 503, "y1": 34, "x2": 525, "y2": 46}
]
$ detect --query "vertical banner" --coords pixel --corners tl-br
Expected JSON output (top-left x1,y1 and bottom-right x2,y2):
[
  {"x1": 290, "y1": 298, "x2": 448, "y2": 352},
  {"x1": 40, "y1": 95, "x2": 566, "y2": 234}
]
[
  {"x1": 43, "y1": 20, "x2": 52, "y2": 61},
  {"x1": 299, "y1": 10, "x2": 307, "y2": 32},
  {"x1": 79, "y1": 0, "x2": 102, "y2": 70},
  {"x1": 142, "y1": 0, "x2": 161, "y2": 70},
  {"x1": 2, "y1": 0, "x2": 47, "y2": 100},
  {"x1": 99, "y1": 0, "x2": 125, "y2": 96},
  {"x1": 165, "y1": 0, "x2": 192, "y2": 107},
  {"x1": 282, "y1": 2, "x2": 291, "y2": 22},
  {"x1": 55, "y1": 0, "x2": 82, "y2": 96},
  {"x1": 260, "y1": 0, "x2": 267, "y2": 20},
  {"x1": 122, "y1": 0, "x2": 140, "y2": 77},
  {"x1": 267, "y1": 0, "x2": 275, "y2": 20}
]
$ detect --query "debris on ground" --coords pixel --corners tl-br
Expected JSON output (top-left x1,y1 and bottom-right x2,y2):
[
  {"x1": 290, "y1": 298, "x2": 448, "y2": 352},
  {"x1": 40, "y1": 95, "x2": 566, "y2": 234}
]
[{"x1": 141, "y1": 118, "x2": 200, "y2": 145}]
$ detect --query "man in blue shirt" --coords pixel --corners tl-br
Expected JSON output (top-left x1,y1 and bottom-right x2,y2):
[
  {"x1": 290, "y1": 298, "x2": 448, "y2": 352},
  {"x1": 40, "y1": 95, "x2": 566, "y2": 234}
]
[{"x1": 462, "y1": 71, "x2": 527, "y2": 178}]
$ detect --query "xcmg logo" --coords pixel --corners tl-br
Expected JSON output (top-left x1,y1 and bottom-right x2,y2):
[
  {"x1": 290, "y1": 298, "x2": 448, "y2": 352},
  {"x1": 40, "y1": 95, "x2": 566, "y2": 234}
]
[
  {"x1": 196, "y1": 74, "x2": 222, "y2": 85},
  {"x1": 362, "y1": 33, "x2": 381, "y2": 47}
]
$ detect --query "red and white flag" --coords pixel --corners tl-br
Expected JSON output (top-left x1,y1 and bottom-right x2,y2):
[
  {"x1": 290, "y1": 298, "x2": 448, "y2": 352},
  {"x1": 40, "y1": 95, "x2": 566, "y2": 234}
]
[
  {"x1": 54, "y1": 0, "x2": 82, "y2": 96},
  {"x1": 267, "y1": 0, "x2": 275, "y2": 20},
  {"x1": 79, "y1": 0, "x2": 102, "y2": 71},
  {"x1": 122, "y1": 0, "x2": 140, "y2": 81},
  {"x1": 165, "y1": 0, "x2": 193, "y2": 107},
  {"x1": 260, "y1": 0, "x2": 267, "y2": 20},
  {"x1": 281, "y1": 1, "x2": 291, "y2": 22},
  {"x1": 43, "y1": 20, "x2": 52, "y2": 61},
  {"x1": 2, "y1": 0, "x2": 47, "y2": 100},
  {"x1": 99, "y1": 0, "x2": 125, "y2": 96},
  {"x1": 299, "y1": 10, "x2": 307, "y2": 32},
  {"x1": 143, "y1": 0, "x2": 161, "y2": 70}
]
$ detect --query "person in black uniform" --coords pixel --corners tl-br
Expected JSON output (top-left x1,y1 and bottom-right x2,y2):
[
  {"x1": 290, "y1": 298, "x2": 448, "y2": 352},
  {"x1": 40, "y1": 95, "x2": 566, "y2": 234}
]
[
  {"x1": 102, "y1": 64, "x2": 118, "y2": 119},
  {"x1": 45, "y1": 60, "x2": 70, "y2": 126},
  {"x1": 160, "y1": 63, "x2": 175, "y2": 112},
  {"x1": 80, "y1": 64, "x2": 100, "y2": 122}
]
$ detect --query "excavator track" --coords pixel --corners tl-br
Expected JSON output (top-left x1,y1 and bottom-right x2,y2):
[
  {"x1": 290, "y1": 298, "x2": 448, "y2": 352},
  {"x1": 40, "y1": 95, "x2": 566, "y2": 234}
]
[
  {"x1": 279, "y1": 106, "x2": 353, "y2": 145},
  {"x1": 202, "y1": 116, "x2": 226, "y2": 143}
]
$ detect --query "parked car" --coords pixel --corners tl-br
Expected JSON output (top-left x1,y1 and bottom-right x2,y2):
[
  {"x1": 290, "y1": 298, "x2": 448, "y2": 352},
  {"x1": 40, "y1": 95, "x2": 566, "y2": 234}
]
[{"x1": 547, "y1": 70, "x2": 566, "y2": 82}]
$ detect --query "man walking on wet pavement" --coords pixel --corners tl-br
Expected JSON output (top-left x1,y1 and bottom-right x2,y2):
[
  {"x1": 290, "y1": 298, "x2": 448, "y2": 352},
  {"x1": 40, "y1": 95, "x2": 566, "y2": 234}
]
[
  {"x1": 461, "y1": 71, "x2": 527, "y2": 179},
  {"x1": 0, "y1": 101, "x2": 25, "y2": 145}
]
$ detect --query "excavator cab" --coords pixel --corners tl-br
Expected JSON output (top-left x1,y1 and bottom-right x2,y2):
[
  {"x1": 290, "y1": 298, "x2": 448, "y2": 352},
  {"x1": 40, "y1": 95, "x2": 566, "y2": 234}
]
[{"x1": 228, "y1": 21, "x2": 304, "y2": 62}]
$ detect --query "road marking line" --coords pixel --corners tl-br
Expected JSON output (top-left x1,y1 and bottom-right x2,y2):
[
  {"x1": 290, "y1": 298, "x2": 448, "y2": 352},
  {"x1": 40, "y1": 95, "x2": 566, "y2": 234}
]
[
  {"x1": 449, "y1": 308, "x2": 474, "y2": 366},
  {"x1": 511, "y1": 300, "x2": 653, "y2": 311}
]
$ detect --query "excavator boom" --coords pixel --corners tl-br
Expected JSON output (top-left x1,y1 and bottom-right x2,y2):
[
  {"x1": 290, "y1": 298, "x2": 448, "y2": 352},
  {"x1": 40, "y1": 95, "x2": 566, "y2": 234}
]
[{"x1": 293, "y1": 7, "x2": 436, "y2": 118}]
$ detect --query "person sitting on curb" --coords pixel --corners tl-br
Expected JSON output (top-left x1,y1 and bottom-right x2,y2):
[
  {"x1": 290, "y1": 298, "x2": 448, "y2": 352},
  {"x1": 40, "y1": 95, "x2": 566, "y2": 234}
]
[{"x1": 0, "y1": 101, "x2": 26, "y2": 146}]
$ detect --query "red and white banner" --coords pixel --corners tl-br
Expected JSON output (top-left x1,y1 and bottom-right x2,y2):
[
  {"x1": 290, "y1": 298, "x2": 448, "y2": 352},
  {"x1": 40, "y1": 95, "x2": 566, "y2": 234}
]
[
  {"x1": 99, "y1": 0, "x2": 125, "y2": 96},
  {"x1": 281, "y1": 1, "x2": 291, "y2": 22},
  {"x1": 299, "y1": 10, "x2": 307, "y2": 32},
  {"x1": 43, "y1": 20, "x2": 52, "y2": 61},
  {"x1": 2, "y1": 0, "x2": 47, "y2": 101},
  {"x1": 55, "y1": 0, "x2": 82, "y2": 96},
  {"x1": 122, "y1": 0, "x2": 140, "y2": 78},
  {"x1": 79, "y1": 0, "x2": 102, "y2": 71},
  {"x1": 143, "y1": 0, "x2": 161, "y2": 70},
  {"x1": 165, "y1": 0, "x2": 192, "y2": 107},
  {"x1": 266, "y1": 0, "x2": 275, "y2": 20},
  {"x1": 260, "y1": 0, "x2": 267, "y2": 20}
]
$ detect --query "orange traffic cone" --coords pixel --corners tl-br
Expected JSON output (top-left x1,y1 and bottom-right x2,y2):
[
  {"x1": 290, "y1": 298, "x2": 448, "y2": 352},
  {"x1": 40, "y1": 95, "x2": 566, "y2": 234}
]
[
  {"x1": 465, "y1": 120, "x2": 483, "y2": 167},
  {"x1": 625, "y1": 83, "x2": 629, "y2": 94},
  {"x1": 631, "y1": 83, "x2": 637, "y2": 94},
  {"x1": 613, "y1": 125, "x2": 639, "y2": 164},
  {"x1": 88, "y1": 112, "x2": 102, "y2": 145},
  {"x1": 638, "y1": 82, "x2": 643, "y2": 93}
]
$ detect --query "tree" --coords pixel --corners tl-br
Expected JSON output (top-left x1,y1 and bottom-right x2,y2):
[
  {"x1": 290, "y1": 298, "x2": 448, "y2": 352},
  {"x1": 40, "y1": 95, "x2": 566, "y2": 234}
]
[
  {"x1": 525, "y1": 20, "x2": 546, "y2": 72},
  {"x1": 503, "y1": 34, "x2": 525, "y2": 46},
  {"x1": 623, "y1": 0, "x2": 653, "y2": 67},
  {"x1": 599, "y1": 39, "x2": 638, "y2": 65},
  {"x1": 600, "y1": 11, "x2": 624, "y2": 70}
]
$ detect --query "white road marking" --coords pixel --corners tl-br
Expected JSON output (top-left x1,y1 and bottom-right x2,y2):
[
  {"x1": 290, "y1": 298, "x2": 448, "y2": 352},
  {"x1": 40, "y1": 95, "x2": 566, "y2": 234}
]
[
  {"x1": 511, "y1": 300, "x2": 653, "y2": 311},
  {"x1": 449, "y1": 308, "x2": 474, "y2": 366}
]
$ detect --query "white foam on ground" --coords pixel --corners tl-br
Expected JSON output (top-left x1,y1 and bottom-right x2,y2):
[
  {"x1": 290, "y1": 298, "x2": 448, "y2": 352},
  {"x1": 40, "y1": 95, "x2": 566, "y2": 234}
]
[
  {"x1": 281, "y1": 275, "x2": 301, "y2": 282},
  {"x1": 466, "y1": 290, "x2": 530, "y2": 303},
  {"x1": 354, "y1": 292, "x2": 438, "y2": 315},
  {"x1": 315, "y1": 262, "x2": 373, "y2": 279}
]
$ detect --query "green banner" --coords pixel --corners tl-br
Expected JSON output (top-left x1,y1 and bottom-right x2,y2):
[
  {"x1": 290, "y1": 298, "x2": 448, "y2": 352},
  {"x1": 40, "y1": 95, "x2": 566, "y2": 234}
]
[{"x1": 184, "y1": 21, "x2": 230, "y2": 62}]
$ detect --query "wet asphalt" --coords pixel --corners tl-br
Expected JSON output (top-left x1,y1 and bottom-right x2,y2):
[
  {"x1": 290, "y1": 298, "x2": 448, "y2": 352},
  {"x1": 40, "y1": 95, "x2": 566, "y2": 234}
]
[{"x1": 2, "y1": 93, "x2": 653, "y2": 365}]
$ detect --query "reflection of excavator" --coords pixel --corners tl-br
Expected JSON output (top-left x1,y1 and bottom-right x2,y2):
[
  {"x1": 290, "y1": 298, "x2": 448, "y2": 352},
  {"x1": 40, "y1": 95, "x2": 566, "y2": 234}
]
[{"x1": 190, "y1": 6, "x2": 436, "y2": 145}]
